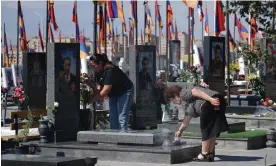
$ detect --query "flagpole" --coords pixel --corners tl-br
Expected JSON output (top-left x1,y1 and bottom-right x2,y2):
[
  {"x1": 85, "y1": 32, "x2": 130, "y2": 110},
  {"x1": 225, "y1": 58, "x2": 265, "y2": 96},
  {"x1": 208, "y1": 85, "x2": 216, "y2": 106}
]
[
  {"x1": 45, "y1": 1, "x2": 49, "y2": 53},
  {"x1": 188, "y1": 8, "x2": 191, "y2": 67},
  {"x1": 16, "y1": 1, "x2": 19, "y2": 76},
  {"x1": 93, "y1": 1, "x2": 98, "y2": 54},
  {"x1": 214, "y1": 0, "x2": 216, "y2": 36},
  {"x1": 135, "y1": 1, "x2": 138, "y2": 45},
  {"x1": 121, "y1": 2, "x2": 124, "y2": 52},
  {"x1": 233, "y1": 14, "x2": 236, "y2": 63},
  {"x1": 144, "y1": 1, "x2": 147, "y2": 43},
  {"x1": 166, "y1": 1, "x2": 169, "y2": 72},
  {"x1": 191, "y1": 8, "x2": 194, "y2": 66},
  {"x1": 226, "y1": 0, "x2": 230, "y2": 106},
  {"x1": 104, "y1": 3, "x2": 107, "y2": 54},
  {"x1": 155, "y1": 2, "x2": 157, "y2": 46}
]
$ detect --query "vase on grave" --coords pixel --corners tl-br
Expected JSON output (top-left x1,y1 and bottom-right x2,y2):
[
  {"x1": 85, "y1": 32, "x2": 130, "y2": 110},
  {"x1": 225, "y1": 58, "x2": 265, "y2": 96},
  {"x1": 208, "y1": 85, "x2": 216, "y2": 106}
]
[
  {"x1": 266, "y1": 128, "x2": 276, "y2": 148},
  {"x1": 38, "y1": 119, "x2": 49, "y2": 143}
]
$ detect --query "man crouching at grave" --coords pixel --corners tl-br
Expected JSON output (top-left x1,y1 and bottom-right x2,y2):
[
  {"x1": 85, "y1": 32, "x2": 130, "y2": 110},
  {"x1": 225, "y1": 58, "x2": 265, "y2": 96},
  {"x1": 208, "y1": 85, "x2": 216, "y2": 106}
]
[
  {"x1": 164, "y1": 85, "x2": 229, "y2": 162},
  {"x1": 90, "y1": 54, "x2": 134, "y2": 131}
]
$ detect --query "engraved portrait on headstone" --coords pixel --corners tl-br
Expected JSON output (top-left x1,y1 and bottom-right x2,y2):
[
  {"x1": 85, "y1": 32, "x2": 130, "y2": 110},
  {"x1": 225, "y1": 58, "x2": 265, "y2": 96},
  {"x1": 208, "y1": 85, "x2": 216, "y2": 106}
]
[
  {"x1": 210, "y1": 42, "x2": 224, "y2": 77},
  {"x1": 30, "y1": 60, "x2": 45, "y2": 87},
  {"x1": 58, "y1": 49, "x2": 77, "y2": 97},
  {"x1": 138, "y1": 53, "x2": 153, "y2": 91}
]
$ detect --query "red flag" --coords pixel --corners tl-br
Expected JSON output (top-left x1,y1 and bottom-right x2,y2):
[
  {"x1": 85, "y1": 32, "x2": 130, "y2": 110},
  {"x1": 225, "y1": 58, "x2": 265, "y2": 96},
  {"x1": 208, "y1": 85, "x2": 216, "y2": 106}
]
[
  {"x1": 18, "y1": 1, "x2": 28, "y2": 51},
  {"x1": 215, "y1": 0, "x2": 225, "y2": 37},
  {"x1": 99, "y1": 6, "x2": 105, "y2": 46},
  {"x1": 167, "y1": 1, "x2": 173, "y2": 26},
  {"x1": 38, "y1": 24, "x2": 44, "y2": 51},
  {"x1": 251, "y1": 17, "x2": 258, "y2": 39},
  {"x1": 155, "y1": 0, "x2": 163, "y2": 28}
]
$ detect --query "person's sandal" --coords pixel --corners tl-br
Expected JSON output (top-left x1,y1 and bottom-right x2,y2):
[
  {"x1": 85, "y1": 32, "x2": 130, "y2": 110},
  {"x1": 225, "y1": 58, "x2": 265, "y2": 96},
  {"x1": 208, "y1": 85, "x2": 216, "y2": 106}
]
[
  {"x1": 208, "y1": 152, "x2": 215, "y2": 162},
  {"x1": 193, "y1": 153, "x2": 211, "y2": 162}
]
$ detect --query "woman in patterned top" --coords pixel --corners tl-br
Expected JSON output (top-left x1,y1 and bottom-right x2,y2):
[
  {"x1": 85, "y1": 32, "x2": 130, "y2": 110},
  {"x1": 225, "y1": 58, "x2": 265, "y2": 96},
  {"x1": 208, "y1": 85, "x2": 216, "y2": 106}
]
[{"x1": 164, "y1": 84, "x2": 229, "y2": 162}]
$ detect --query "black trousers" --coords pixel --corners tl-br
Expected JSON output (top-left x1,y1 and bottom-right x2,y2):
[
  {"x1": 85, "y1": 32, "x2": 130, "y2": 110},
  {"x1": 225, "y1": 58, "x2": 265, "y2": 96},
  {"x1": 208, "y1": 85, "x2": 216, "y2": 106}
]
[{"x1": 200, "y1": 94, "x2": 229, "y2": 141}]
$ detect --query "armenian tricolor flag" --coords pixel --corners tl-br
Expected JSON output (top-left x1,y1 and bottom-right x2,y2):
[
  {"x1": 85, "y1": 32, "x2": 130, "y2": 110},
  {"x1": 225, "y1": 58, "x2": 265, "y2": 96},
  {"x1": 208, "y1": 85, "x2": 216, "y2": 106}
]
[
  {"x1": 130, "y1": 0, "x2": 137, "y2": 26},
  {"x1": 214, "y1": 0, "x2": 225, "y2": 37},
  {"x1": 49, "y1": 24, "x2": 55, "y2": 43},
  {"x1": 155, "y1": 0, "x2": 163, "y2": 29},
  {"x1": 4, "y1": 23, "x2": 9, "y2": 67},
  {"x1": 183, "y1": 0, "x2": 198, "y2": 8},
  {"x1": 18, "y1": 1, "x2": 28, "y2": 51},
  {"x1": 204, "y1": 7, "x2": 209, "y2": 36},
  {"x1": 80, "y1": 31, "x2": 88, "y2": 59},
  {"x1": 72, "y1": 0, "x2": 80, "y2": 42},
  {"x1": 107, "y1": 0, "x2": 125, "y2": 27},
  {"x1": 48, "y1": 0, "x2": 58, "y2": 31},
  {"x1": 235, "y1": 15, "x2": 248, "y2": 40}
]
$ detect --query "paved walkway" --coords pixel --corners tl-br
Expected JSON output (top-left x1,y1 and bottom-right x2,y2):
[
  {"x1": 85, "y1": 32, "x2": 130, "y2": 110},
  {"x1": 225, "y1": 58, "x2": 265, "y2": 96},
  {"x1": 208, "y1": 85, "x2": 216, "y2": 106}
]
[{"x1": 97, "y1": 148, "x2": 276, "y2": 166}]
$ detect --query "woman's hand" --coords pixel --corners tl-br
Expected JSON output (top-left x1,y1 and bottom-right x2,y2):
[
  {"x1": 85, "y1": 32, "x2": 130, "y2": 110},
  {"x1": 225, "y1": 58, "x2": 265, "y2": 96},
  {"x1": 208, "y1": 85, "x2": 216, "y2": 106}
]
[
  {"x1": 210, "y1": 97, "x2": 220, "y2": 106},
  {"x1": 200, "y1": 82, "x2": 209, "y2": 88},
  {"x1": 175, "y1": 130, "x2": 182, "y2": 137}
]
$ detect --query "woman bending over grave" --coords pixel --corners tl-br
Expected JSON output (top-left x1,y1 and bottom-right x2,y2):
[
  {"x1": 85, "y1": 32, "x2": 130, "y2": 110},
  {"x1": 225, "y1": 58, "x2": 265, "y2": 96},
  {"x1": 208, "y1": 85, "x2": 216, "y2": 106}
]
[
  {"x1": 164, "y1": 85, "x2": 229, "y2": 162},
  {"x1": 90, "y1": 54, "x2": 134, "y2": 131}
]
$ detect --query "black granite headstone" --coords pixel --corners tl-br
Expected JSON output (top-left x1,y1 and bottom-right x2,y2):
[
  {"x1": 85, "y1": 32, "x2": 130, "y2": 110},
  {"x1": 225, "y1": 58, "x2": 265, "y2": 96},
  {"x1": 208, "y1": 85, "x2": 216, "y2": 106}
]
[
  {"x1": 1, "y1": 154, "x2": 92, "y2": 166},
  {"x1": 47, "y1": 43, "x2": 80, "y2": 141},
  {"x1": 203, "y1": 36, "x2": 225, "y2": 94},
  {"x1": 23, "y1": 52, "x2": 46, "y2": 109},
  {"x1": 129, "y1": 45, "x2": 157, "y2": 129}
]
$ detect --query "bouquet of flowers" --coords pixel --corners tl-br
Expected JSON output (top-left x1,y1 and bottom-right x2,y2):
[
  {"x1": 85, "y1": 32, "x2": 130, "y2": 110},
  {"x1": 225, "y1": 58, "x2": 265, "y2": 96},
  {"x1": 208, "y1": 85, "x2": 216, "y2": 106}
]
[
  {"x1": 80, "y1": 73, "x2": 95, "y2": 109},
  {"x1": 260, "y1": 98, "x2": 276, "y2": 107},
  {"x1": 11, "y1": 86, "x2": 28, "y2": 110}
]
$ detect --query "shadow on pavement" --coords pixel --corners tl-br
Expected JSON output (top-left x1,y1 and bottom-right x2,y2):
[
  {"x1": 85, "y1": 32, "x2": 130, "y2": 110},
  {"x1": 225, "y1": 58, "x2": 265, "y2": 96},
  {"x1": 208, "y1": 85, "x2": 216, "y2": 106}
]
[{"x1": 216, "y1": 155, "x2": 263, "y2": 162}]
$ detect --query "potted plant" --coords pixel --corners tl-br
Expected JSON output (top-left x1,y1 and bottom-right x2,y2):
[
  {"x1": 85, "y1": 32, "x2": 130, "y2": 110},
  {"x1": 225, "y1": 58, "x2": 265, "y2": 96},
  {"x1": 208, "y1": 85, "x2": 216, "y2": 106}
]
[
  {"x1": 230, "y1": 62, "x2": 240, "y2": 80},
  {"x1": 80, "y1": 73, "x2": 95, "y2": 130},
  {"x1": 246, "y1": 74, "x2": 265, "y2": 98},
  {"x1": 13, "y1": 106, "x2": 34, "y2": 154}
]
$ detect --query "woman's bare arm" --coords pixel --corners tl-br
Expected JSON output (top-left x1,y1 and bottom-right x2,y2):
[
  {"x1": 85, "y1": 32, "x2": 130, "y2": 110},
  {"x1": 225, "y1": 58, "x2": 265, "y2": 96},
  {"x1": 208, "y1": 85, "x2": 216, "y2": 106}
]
[
  {"x1": 177, "y1": 115, "x2": 192, "y2": 134},
  {"x1": 191, "y1": 88, "x2": 213, "y2": 102}
]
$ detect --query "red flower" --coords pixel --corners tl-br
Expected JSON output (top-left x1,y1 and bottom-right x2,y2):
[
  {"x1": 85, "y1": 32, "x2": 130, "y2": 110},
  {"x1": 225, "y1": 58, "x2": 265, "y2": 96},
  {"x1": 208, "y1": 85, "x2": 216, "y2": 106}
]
[
  {"x1": 265, "y1": 98, "x2": 270, "y2": 102},
  {"x1": 264, "y1": 101, "x2": 268, "y2": 107}
]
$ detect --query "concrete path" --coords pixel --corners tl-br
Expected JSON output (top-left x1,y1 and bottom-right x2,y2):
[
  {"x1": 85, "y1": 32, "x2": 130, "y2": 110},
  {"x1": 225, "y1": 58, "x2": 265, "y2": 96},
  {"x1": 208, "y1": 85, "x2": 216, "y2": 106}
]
[{"x1": 97, "y1": 148, "x2": 276, "y2": 166}]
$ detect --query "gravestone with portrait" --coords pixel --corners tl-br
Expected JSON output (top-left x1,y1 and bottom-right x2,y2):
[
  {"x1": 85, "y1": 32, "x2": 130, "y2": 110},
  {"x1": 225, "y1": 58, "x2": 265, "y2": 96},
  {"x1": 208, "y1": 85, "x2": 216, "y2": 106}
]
[
  {"x1": 47, "y1": 43, "x2": 80, "y2": 141},
  {"x1": 23, "y1": 52, "x2": 46, "y2": 109},
  {"x1": 129, "y1": 45, "x2": 158, "y2": 129},
  {"x1": 260, "y1": 38, "x2": 276, "y2": 101},
  {"x1": 203, "y1": 36, "x2": 225, "y2": 95}
]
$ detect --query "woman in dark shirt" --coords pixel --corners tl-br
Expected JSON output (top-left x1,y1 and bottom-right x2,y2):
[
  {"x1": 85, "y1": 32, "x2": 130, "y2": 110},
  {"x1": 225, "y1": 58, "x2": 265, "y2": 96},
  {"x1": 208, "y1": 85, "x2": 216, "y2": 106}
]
[
  {"x1": 164, "y1": 84, "x2": 228, "y2": 162},
  {"x1": 90, "y1": 54, "x2": 134, "y2": 130}
]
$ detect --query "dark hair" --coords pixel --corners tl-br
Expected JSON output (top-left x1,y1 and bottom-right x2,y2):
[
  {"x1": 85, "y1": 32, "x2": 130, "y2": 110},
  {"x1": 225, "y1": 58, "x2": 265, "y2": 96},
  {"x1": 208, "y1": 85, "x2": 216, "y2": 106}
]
[
  {"x1": 215, "y1": 45, "x2": 221, "y2": 50},
  {"x1": 89, "y1": 53, "x2": 110, "y2": 65},
  {"x1": 64, "y1": 56, "x2": 71, "y2": 62},
  {"x1": 142, "y1": 56, "x2": 149, "y2": 63},
  {"x1": 164, "y1": 85, "x2": 183, "y2": 102}
]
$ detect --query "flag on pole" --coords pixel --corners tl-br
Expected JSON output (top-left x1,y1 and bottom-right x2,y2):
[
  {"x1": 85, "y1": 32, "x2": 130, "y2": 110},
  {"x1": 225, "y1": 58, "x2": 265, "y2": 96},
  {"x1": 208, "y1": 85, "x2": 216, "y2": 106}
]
[
  {"x1": 141, "y1": 29, "x2": 144, "y2": 44},
  {"x1": 145, "y1": 3, "x2": 153, "y2": 41},
  {"x1": 4, "y1": 23, "x2": 9, "y2": 67},
  {"x1": 130, "y1": 0, "x2": 137, "y2": 26},
  {"x1": 59, "y1": 30, "x2": 62, "y2": 42},
  {"x1": 48, "y1": 0, "x2": 58, "y2": 31},
  {"x1": 214, "y1": 0, "x2": 225, "y2": 37},
  {"x1": 18, "y1": 1, "x2": 28, "y2": 51},
  {"x1": 204, "y1": 6, "x2": 209, "y2": 36},
  {"x1": 155, "y1": 0, "x2": 163, "y2": 29},
  {"x1": 38, "y1": 24, "x2": 44, "y2": 51},
  {"x1": 80, "y1": 31, "x2": 88, "y2": 59},
  {"x1": 106, "y1": 12, "x2": 112, "y2": 40},
  {"x1": 171, "y1": 19, "x2": 175, "y2": 40},
  {"x1": 72, "y1": 1, "x2": 80, "y2": 42},
  {"x1": 250, "y1": 17, "x2": 258, "y2": 39},
  {"x1": 197, "y1": 0, "x2": 204, "y2": 21},
  {"x1": 107, "y1": 0, "x2": 125, "y2": 28},
  {"x1": 234, "y1": 15, "x2": 248, "y2": 40},
  {"x1": 99, "y1": 5, "x2": 105, "y2": 46}
]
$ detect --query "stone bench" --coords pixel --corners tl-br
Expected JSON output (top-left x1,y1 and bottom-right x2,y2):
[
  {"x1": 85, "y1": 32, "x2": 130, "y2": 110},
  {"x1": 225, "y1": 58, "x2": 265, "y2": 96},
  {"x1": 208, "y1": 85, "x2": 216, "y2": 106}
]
[{"x1": 77, "y1": 130, "x2": 174, "y2": 146}]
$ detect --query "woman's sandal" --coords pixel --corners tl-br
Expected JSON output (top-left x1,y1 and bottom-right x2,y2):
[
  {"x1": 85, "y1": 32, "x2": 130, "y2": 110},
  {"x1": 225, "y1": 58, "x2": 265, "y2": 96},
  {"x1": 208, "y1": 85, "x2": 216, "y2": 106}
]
[
  {"x1": 193, "y1": 153, "x2": 211, "y2": 162},
  {"x1": 208, "y1": 152, "x2": 215, "y2": 162}
]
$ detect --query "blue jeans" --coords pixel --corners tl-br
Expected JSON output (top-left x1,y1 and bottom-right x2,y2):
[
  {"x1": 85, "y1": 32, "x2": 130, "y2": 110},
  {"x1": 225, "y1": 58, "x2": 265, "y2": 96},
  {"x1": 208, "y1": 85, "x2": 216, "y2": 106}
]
[{"x1": 109, "y1": 87, "x2": 134, "y2": 130}]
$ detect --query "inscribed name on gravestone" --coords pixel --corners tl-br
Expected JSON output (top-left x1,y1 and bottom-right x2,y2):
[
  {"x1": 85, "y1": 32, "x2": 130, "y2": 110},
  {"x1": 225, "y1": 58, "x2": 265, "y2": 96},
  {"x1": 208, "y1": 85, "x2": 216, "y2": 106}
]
[
  {"x1": 129, "y1": 45, "x2": 157, "y2": 129},
  {"x1": 47, "y1": 43, "x2": 80, "y2": 141},
  {"x1": 23, "y1": 52, "x2": 46, "y2": 109}
]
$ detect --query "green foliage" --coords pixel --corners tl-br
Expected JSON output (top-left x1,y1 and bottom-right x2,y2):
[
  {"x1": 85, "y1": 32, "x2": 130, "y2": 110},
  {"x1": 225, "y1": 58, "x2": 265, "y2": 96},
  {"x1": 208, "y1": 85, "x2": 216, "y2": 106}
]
[
  {"x1": 229, "y1": 1, "x2": 276, "y2": 36},
  {"x1": 229, "y1": 62, "x2": 239, "y2": 73},
  {"x1": 184, "y1": 130, "x2": 267, "y2": 138},
  {"x1": 13, "y1": 106, "x2": 34, "y2": 143}
]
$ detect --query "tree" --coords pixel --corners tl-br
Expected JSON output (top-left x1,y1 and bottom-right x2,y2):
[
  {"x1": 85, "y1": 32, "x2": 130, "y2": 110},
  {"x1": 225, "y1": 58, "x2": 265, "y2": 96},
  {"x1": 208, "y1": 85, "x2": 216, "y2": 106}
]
[{"x1": 230, "y1": 1, "x2": 276, "y2": 37}]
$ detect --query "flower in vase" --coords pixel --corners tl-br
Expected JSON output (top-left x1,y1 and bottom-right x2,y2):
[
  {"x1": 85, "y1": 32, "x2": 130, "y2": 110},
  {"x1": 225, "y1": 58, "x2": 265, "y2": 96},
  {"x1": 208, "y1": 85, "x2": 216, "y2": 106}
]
[
  {"x1": 268, "y1": 100, "x2": 273, "y2": 105},
  {"x1": 54, "y1": 102, "x2": 59, "y2": 108}
]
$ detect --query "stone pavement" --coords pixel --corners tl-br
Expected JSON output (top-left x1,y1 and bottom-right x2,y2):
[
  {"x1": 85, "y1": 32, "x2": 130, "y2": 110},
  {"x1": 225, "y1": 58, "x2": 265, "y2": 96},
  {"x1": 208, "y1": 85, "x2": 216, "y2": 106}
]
[{"x1": 96, "y1": 148, "x2": 276, "y2": 166}]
